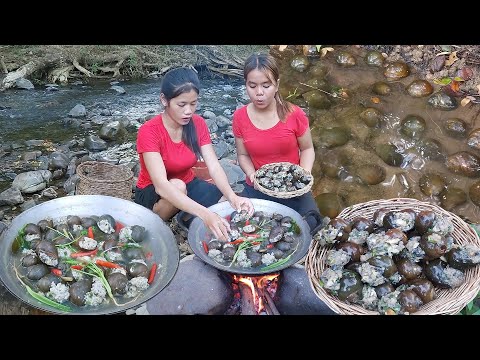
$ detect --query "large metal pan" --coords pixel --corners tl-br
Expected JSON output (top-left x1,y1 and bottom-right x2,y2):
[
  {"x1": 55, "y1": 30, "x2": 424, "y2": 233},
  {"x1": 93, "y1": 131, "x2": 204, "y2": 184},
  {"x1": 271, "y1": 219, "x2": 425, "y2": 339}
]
[
  {"x1": 188, "y1": 199, "x2": 323, "y2": 275},
  {"x1": 0, "y1": 195, "x2": 179, "y2": 315}
]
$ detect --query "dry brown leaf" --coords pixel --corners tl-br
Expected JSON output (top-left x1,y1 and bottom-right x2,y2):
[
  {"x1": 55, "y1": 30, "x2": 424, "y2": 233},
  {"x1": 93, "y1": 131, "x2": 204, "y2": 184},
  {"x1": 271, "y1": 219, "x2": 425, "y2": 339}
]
[
  {"x1": 320, "y1": 47, "x2": 334, "y2": 57},
  {"x1": 450, "y1": 80, "x2": 460, "y2": 93},
  {"x1": 278, "y1": 45, "x2": 288, "y2": 52},
  {"x1": 445, "y1": 51, "x2": 458, "y2": 66},
  {"x1": 461, "y1": 97, "x2": 472, "y2": 106}
]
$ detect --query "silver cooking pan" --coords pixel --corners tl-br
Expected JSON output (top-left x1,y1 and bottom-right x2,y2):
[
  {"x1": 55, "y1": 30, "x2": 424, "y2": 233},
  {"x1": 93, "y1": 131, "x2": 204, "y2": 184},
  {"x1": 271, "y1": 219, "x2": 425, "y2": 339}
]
[
  {"x1": 0, "y1": 195, "x2": 179, "y2": 315},
  {"x1": 188, "y1": 199, "x2": 323, "y2": 275}
]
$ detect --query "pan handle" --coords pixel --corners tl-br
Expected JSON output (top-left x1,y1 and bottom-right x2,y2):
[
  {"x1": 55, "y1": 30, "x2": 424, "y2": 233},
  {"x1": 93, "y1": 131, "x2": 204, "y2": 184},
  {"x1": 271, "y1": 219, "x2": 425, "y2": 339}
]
[{"x1": 303, "y1": 210, "x2": 324, "y2": 236}]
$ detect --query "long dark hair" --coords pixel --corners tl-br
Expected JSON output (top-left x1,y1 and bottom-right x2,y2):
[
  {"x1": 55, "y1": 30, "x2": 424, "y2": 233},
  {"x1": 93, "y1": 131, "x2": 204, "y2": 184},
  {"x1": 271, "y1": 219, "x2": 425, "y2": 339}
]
[
  {"x1": 243, "y1": 53, "x2": 293, "y2": 122},
  {"x1": 161, "y1": 67, "x2": 202, "y2": 159}
]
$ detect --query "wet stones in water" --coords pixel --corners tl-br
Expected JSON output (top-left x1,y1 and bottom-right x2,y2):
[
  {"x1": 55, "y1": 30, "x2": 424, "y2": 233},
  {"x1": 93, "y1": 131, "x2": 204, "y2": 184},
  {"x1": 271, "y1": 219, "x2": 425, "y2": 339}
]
[
  {"x1": 372, "y1": 81, "x2": 392, "y2": 96},
  {"x1": 467, "y1": 128, "x2": 480, "y2": 151},
  {"x1": 360, "y1": 107, "x2": 383, "y2": 128},
  {"x1": 302, "y1": 90, "x2": 331, "y2": 109},
  {"x1": 364, "y1": 50, "x2": 385, "y2": 67},
  {"x1": 319, "y1": 150, "x2": 349, "y2": 178},
  {"x1": 355, "y1": 164, "x2": 386, "y2": 185},
  {"x1": 439, "y1": 187, "x2": 467, "y2": 211},
  {"x1": 469, "y1": 180, "x2": 480, "y2": 207},
  {"x1": 300, "y1": 78, "x2": 330, "y2": 93},
  {"x1": 427, "y1": 92, "x2": 458, "y2": 110},
  {"x1": 400, "y1": 114, "x2": 426, "y2": 139},
  {"x1": 335, "y1": 51, "x2": 356, "y2": 67},
  {"x1": 315, "y1": 127, "x2": 350, "y2": 148},
  {"x1": 446, "y1": 151, "x2": 480, "y2": 178},
  {"x1": 384, "y1": 61, "x2": 410, "y2": 80},
  {"x1": 290, "y1": 55, "x2": 310, "y2": 73},
  {"x1": 418, "y1": 138, "x2": 445, "y2": 161},
  {"x1": 406, "y1": 80, "x2": 433, "y2": 97},
  {"x1": 315, "y1": 193, "x2": 344, "y2": 218},
  {"x1": 279, "y1": 79, "x2": 302, "y2": 101},
  {"x1": 419, "y1": 173, "x2": 446, "y2": 197},
  {"x1": 375, "y1": 144, "x2": 403, "y2": 167},
  {"x1": 444, "y1": 118, "x2": 469, "y2": 139},
  {"x1": 302, "y1": 45, "x2": 321, "y2": 58},
  {"x1": 306, "y1": 63, "x2": 328, "y2": 79}
]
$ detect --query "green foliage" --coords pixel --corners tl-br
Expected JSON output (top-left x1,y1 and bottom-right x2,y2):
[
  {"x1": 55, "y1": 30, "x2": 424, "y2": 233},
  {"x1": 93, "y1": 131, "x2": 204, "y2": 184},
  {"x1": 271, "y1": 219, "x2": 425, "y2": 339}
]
[
  {"x1": 90, "y1": 62, "x2": 99, "y2": 74},
  {"x1": 285, "y1": 87, "x2": 299, "y2": 100},
  {"x1": 460, "y1": 294, "x2": 480, "y2": 315}
]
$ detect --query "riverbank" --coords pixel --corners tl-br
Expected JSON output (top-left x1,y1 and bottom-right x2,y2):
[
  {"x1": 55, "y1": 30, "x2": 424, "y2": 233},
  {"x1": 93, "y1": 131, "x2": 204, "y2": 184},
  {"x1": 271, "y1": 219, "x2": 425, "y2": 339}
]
[{"x1": 2, "y1": 45, "x2": 480, "y2": 105}]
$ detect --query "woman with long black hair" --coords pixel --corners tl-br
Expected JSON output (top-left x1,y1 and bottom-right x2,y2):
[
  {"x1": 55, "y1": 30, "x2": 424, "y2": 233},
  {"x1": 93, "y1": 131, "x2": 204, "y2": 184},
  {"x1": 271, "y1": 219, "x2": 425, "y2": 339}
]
[{"x1": 135, "y1": 67, "x2": 253, "y2": 241}]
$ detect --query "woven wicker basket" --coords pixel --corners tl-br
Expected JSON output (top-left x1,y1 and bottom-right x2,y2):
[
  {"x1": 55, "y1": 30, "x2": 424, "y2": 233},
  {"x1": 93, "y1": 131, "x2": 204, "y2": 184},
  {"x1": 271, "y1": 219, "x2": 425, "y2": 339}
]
[
  {"x1": 76, "y1": 161, "x2": 134, "y2": 200},
  {"x1": 253, "y1": 162, "x2": 313, "y2": 199},
  {"x1": 305, "y1": 197, "x2": 480, "y2": 315}
]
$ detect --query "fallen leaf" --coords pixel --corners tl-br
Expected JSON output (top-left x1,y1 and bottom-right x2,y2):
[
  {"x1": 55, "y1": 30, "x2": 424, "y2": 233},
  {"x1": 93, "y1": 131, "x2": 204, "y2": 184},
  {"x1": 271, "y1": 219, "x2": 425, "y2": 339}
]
[
  {"x1": 445, "y1": 51, "x2": 458, "y2": 66},
  {"x1": 371, "y1": 97, "x2": 380, "y2": 104},
  {"x1": 461, "y1": 97, "x2": 471, "y2": 106},
  {"x1": 320, "y1": 47, "x2": 334, "y2": 57},
  {"x1": 278, "y1": 45, "x2": 288, "y2": 52},
  {"x1": 430, "y1": 55, "x2": 446, "y2": 72},
  {"x1": 450, "y1": 80, "x2": 460, "y2": 93},
  {"x1": 456, "y1": 67, "x2": 474, "y2": 81},
  {"x1": 433, "y1": 77, "x2": 452, "y2": 85}
]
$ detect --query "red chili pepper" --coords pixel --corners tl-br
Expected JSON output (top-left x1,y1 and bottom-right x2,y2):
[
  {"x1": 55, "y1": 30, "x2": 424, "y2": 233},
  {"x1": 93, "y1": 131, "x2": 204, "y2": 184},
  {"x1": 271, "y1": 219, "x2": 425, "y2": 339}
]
[
  {"x1": 115, "y1": 222, "x2": 125, "y2": 233},
  {"x1": 71, "y1": 265, "x2": 84, "y2": 270},
  {"x1": 230, "y1": 239, "x2": 245, "y2": 245},
  {"x1": 95, "y1": 259, "x2": 121, "y2": 268},
  {"x1": 242, "y1": 232, "x2": 261, "y2": 238},
  {"x1": 51, "y1": 268, "x2": 62, "y2": 276},
  {"x1": 148, "y1": 263, "x2": 157, "y2": 284},
  {"x1": 202, "y1": 241, "x2": 209, "y2": 254},
  {"x1": 87, "y1": 226, "x2": 94, "y2": 239},
  {"x1": 70, "y1": 248, "x2": 98, "y2": 258}
]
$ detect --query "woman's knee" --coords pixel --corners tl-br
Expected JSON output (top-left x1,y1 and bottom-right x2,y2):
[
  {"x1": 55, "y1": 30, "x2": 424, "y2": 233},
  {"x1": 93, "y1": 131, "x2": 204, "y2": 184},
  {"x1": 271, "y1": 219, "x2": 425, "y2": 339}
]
[{"x1": 169, "y1": 178, "x2": 187, "y2": 194}]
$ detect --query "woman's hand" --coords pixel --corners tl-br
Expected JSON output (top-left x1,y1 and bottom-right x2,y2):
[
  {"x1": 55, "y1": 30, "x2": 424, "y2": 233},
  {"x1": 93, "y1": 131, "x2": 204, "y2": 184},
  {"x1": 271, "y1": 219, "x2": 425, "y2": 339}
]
[
  {"x1": 203, "y1": 211, "x2": 231, "y2": 241},
  {"x1": 229, "y1": 195, "x2": 255, "y2": 217}
]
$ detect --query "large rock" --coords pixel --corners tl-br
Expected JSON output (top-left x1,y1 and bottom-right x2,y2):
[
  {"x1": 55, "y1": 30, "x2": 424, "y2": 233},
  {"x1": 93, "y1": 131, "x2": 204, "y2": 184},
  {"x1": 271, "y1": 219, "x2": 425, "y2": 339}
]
[
  {"x1": 11, "y1": 170, "x2": 52, "y2": 194},
  {"x1": 275, "y1": 264, "x2": 336, "y2": 315},
  {"x1": 146, "y1": 255, "x2": 233, "y2": 315}
]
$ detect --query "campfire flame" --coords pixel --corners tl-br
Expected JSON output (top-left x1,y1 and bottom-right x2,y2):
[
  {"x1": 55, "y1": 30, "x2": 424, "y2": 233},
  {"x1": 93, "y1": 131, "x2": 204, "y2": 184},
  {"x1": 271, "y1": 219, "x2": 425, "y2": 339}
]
[{"x1": 233, "y1": 273, "x2": 279, "y2": 314}]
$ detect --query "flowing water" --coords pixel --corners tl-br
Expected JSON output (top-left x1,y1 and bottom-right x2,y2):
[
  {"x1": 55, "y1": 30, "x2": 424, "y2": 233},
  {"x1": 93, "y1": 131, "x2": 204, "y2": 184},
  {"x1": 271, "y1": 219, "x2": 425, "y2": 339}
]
[{"x1": 2, "y1": 46, "x2": 480, "y2": 223}]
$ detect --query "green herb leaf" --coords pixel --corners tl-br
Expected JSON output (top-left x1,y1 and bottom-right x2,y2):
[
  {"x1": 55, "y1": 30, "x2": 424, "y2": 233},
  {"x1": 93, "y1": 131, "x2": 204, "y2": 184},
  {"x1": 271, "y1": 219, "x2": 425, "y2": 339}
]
[{"x1": 433, "y1": 77, "x2": 452, "y2": 85}]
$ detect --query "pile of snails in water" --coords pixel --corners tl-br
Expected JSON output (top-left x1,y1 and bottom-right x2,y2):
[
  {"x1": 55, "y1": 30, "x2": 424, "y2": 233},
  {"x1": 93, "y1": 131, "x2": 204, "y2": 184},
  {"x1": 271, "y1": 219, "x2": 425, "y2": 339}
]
[{"x1": 314, "y1": 208, "x2": 480, "y2": 314}]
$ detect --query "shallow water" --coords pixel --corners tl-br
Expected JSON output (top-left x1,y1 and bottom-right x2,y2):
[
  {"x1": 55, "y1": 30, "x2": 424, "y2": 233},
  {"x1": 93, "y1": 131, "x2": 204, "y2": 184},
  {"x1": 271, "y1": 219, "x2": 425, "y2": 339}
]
[{"x1": 274, "y1": 45, "x2": 480, "y2": 223}]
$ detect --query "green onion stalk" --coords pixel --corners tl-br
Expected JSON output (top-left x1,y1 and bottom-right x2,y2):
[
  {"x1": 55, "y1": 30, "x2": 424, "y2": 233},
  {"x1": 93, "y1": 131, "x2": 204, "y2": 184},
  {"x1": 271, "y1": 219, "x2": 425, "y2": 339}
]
[
  {"x1": 13, "y1": 264, "x2": 71, "y2": 312},
  {"x1": 260, "y1": 243, "x2": 299, "y2": 272}
]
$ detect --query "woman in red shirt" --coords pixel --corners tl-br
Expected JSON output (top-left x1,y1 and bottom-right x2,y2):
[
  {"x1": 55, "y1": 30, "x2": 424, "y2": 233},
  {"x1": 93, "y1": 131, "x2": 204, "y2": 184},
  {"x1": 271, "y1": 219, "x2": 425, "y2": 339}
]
[
  {"x1": 233, "y1": 53, "x2": 322, "y2": 230},
  {"x1": 135, "y1": 67, "x2": 253, "y2": 241}
]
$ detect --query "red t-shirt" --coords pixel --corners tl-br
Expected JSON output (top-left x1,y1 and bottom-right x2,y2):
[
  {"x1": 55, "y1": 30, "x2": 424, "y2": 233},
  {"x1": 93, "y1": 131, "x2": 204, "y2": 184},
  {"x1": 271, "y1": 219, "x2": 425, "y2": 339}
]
[
  {"x1": 232, "y1": 104, "x2": 309, "y2": 186},
  {"x1": 136, "y1": 114, "x2": 211, "y2": 188}
]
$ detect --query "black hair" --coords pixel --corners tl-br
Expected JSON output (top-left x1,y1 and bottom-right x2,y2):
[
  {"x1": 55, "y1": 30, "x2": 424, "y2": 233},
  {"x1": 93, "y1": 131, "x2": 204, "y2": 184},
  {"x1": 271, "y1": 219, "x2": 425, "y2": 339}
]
[
  {"x1": 161, "y1": 67, "x2": 202, "y2": 159},
  {"x1": 243, "y1": 53, "x2": 293, "y2": 122}
]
